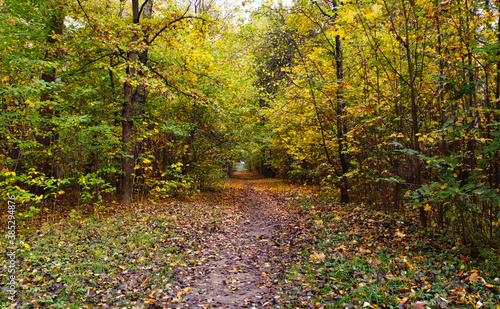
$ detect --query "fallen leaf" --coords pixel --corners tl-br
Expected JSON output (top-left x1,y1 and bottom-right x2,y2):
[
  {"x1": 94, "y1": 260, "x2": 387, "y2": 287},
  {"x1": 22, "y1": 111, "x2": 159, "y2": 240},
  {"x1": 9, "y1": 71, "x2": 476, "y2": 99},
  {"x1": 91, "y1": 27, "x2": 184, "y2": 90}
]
[
  {"x1": 412, "y1": 301, "x2": 428, "y2": 309},
  {"x1": 398, "y1": 296, "x2": 410, "y2": 303},
  {"x1": 310, "y1": 251, "x2": 326, "y2": 262},
  {"x1": 368, "y1": 258, "x2": 382, "y2": 266},
  {"x1": 395, "y1": 230, "x2": 406, "y2": 238},
  {"x1": 468, "y1": 272, "x2": 482, "y2": 282}
]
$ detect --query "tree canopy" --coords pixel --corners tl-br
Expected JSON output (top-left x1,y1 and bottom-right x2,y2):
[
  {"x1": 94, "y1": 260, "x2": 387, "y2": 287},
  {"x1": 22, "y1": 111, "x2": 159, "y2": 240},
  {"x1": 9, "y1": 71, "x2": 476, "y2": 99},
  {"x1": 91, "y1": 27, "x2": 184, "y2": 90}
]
[{"x1": 1, "y1": 0, "x2": 499, "y2": 248}]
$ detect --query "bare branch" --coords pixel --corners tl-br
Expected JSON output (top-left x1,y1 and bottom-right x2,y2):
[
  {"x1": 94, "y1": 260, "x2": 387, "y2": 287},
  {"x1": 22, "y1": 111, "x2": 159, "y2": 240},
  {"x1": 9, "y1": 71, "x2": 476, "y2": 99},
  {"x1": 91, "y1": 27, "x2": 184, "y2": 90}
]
[{"x1": 76, "y1": 0, "x2": 94, "y2": 27}]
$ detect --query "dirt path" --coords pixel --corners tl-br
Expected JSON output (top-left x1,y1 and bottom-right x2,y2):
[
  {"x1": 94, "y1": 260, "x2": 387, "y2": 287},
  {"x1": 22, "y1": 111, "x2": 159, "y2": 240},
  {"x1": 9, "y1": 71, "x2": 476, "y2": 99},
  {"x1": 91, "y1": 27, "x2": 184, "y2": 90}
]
[{"x1": 170, "y1": 171, "x2": 307, "y2": 308}]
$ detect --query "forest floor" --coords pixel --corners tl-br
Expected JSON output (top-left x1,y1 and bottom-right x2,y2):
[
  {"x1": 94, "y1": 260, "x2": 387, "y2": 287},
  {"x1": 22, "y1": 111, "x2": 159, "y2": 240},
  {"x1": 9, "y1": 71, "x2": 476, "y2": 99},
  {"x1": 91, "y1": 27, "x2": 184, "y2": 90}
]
[{"x1": 1, "y1": 171, "x2": 500, "y2": 308}]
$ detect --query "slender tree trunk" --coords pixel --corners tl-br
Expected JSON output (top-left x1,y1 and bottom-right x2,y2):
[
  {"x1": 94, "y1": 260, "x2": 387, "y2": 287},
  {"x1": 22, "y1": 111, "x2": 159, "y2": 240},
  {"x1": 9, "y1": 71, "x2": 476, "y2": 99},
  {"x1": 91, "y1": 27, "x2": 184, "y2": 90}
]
[
  {"x1": 326, "y1": 0, "x2": 350, "y2": 204},
  {"x1": 122, "y1": 0, "x2": 153, "y2": 204},
  {"x1": 401, "y1": 0, "x2": 425, "y2": 227},
  {"x1": 335, "y1": 33, "x2": 350, "y2": 204},
  {"x1": 495, "y1": 7, "x2": 500, "y2": 191},
  {"x1": 122, "y1": 0, "x2": 140, "y2": 205},
  {"x1": 436, "y1": 16, "x2": 449, "y2": 227},
  {"x1": 37, "y1": 5, "x2": 64, "y2": 179},
  {"x1": 134, "y1": 0, "x2": 153, "y2": 200}
]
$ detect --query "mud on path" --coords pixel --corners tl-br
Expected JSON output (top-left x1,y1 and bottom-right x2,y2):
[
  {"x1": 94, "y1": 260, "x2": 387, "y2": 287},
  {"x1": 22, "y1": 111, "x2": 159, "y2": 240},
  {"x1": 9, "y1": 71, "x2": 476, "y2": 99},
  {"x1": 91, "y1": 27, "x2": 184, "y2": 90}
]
[{"x1": 170, "y1": 171, "x2": 308, "y2": 308}]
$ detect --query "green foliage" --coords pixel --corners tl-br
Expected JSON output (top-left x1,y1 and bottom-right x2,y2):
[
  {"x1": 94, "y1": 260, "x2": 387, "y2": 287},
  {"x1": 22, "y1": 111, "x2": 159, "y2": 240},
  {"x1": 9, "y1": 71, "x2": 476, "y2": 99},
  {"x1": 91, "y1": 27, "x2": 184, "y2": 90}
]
[
  {"x1": 244, "y1": 0, "x2": 500, "y2": 249},
  {"x1": 281, "y1": 193, "x2": 500, "y2": 308},
  {"x1": 76, "y1": 172, "x2": 115, "y2": 207},
  {"x1": 0, "y1": 0, "x2": 258, "y2": 211},
  {"x1": 150, "y1": 163, "x2": 198, "y2": 199}
]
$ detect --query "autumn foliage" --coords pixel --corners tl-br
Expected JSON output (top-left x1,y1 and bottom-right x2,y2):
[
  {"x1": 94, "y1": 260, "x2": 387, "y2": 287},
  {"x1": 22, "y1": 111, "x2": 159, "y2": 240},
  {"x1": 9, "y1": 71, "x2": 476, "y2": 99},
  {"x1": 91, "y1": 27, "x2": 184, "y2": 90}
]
[{"x1": 0, "y1": 0, "x2": 499, "y2": 255}]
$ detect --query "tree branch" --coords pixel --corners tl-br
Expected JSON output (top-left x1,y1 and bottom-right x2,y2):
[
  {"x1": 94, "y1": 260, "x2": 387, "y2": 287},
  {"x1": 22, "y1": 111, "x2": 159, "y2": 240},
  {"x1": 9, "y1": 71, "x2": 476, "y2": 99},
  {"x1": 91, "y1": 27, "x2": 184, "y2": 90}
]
[
  {"x1": 69, "y1": 52, "x2": 118, "y2": 76},
  {"x1": 76, "y1": 0, "x2": 94, "y2": 27},
  {"x1": 146, "y1": 64, "x2": 195, "y2": 98},
  {"x1": 148, "y1": 5, "x2": 205, "y2": 45},
  {"x1": 137, "y1": 0, "x2": 151, "y2": 21}
]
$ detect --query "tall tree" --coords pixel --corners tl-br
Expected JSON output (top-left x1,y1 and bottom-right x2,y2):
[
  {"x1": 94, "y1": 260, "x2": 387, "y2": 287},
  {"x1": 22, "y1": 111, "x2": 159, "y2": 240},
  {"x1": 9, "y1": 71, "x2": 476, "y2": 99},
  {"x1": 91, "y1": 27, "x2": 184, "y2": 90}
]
[
  {"x1": 37, "y1": 1, "x2": 65, "y2": 179},
  {"x1": 122, "y1": 0, "x2": 153, "y2": 205}
]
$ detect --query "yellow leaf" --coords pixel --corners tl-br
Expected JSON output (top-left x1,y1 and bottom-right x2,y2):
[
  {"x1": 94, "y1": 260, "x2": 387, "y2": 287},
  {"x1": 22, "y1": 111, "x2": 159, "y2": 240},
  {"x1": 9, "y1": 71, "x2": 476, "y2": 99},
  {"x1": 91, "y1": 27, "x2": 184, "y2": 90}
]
[
  {"x1": 314, "y1": 220, "x2": 324, "y2": 228},
  {"x1": 424, "y1": 204, "x2": 432, "y2": 211},
  {"x1": 395, "y1": 230, "x2": 406, "y2": 238},
  {"x1": 23, "y1": 243, "x2": 31, "y2": 250},
  {"x1": 310, "y1": 251, "x2": 326, "y2": 262},
  {"x1": 398, "y1": 296, "x2": 410, "y2": 304},
  {"x1": 149, "y1": 289, "x2": 157, "y2": 298}
]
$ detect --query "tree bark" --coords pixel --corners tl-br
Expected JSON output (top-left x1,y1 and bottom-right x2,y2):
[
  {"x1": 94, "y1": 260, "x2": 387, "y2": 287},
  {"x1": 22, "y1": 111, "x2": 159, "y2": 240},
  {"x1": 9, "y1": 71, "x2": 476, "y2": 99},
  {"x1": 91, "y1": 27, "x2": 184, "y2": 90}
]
[
  {"x1": 122, "y1": 0, "x2": 153, "y2": 204},
  {"x1": 332, "y1": 0, "x2": 350, "y2": 204},
  {"x1": 122, "y1": 0, "x2": 140, "y2": 205},
  {"x1": 335, "y1": 33, "x2": 349, "y2": 204},
  {"x1": 37, "y1": 5, "x2": 64, "y2": 178},
  {"x1": 401, "y1": 0, "x2": 425, "y2": 227}
]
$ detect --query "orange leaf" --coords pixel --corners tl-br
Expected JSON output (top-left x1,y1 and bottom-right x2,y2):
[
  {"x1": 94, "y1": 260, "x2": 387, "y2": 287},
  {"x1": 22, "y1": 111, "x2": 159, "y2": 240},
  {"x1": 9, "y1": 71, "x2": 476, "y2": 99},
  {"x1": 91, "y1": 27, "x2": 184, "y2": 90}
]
[
  {"x1": 468, "y1": 272, "x2": 482, "y2": 282},
  {"x1": 398, "y1": 296, "x2": 410, "y2": 304}
]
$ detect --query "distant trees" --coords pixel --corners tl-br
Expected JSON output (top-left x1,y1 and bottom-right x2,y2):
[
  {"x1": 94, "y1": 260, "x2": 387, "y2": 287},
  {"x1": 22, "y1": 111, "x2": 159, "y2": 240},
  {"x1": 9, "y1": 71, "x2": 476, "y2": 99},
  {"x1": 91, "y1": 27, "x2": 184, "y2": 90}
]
[
  {"x1": 250, "y1": 0, "x2": 500, "y2": 246},
  {"x1": 0, "y1": 0, "x2": 255, "y2": 214}
]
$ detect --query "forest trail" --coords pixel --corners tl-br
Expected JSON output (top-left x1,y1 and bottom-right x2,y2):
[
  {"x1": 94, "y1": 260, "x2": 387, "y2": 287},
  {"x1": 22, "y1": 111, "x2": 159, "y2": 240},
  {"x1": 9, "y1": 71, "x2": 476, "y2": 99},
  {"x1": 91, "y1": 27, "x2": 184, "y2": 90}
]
[
  {"x1": 4, "y1": 172, "x2": 499, "y2": 308},
  {"x1": 170, "y1": 171, "x2": 307, "y2": 308}
]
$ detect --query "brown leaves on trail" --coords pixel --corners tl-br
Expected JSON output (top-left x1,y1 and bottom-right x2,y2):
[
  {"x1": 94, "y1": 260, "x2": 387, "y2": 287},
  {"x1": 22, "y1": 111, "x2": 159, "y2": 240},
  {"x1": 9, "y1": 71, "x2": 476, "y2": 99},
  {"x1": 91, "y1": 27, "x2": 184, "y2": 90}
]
[
  {"x1": 163, "y1": 175, "x2": 310, "y2": 308},
  {"x1": 3, "y1": 198, "x2": 226, "y2": 308},
  {"x1": 5, "y1": 174, "x2": 499, "y2": 308}
]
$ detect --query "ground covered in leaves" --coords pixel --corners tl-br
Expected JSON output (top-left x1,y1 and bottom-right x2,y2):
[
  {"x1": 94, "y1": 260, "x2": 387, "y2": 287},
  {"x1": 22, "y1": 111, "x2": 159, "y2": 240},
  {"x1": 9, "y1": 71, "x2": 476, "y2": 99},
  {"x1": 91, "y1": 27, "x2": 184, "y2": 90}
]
[
  {"x1": 1, "y1": 172, "x2": 500, "y2": 308},
  {"x1": 280, "y1": 195, "x2": 500, "y2": 308}
]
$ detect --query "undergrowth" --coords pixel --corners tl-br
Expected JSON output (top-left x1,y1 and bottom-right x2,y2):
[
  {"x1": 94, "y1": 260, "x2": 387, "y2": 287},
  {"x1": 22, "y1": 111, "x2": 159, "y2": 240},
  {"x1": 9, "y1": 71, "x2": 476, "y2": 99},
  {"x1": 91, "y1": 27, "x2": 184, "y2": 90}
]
[
  {"x1": 0, "y1": 199, "x2": 225, "y2": 308},
  {"x1": 280, "y1": 193, "x2": 500, "y2": 308}
]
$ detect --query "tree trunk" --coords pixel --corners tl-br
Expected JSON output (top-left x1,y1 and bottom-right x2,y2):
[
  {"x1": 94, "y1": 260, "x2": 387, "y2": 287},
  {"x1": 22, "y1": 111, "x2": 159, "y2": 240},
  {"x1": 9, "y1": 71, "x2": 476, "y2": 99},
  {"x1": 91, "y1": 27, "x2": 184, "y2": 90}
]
[
  {"x1": 401, "y1": 0, "x2": 425, "y2": 227},
  {"x1": 37, "y1": 6, "x2": 64, "y2": 179},
  {"x1": 122, "y1": 0, "x2": 153, "y2": 204},
  {"x1": 122, "y1": 0, "x2": 140, "y2": 205},
  {"x1": 331, "y1": 0, "x2": 350, "y2": 204},
  {"x1": 495, "y1": 6, "x2": 500, "y2": 191},
  {"x1": 335, "y1": 33, "x2": 349, "y2": 204}
]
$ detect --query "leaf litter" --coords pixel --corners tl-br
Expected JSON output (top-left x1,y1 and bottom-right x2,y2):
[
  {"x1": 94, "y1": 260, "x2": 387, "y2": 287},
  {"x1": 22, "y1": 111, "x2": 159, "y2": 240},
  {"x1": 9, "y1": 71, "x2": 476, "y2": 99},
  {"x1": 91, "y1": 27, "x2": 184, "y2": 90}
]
[
  {"x1": 1, "y1": 171, "x2": 499, "y2": 308},
  {"x1": 0, "y1": 171, "x2": 310, "y2": 308}
]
